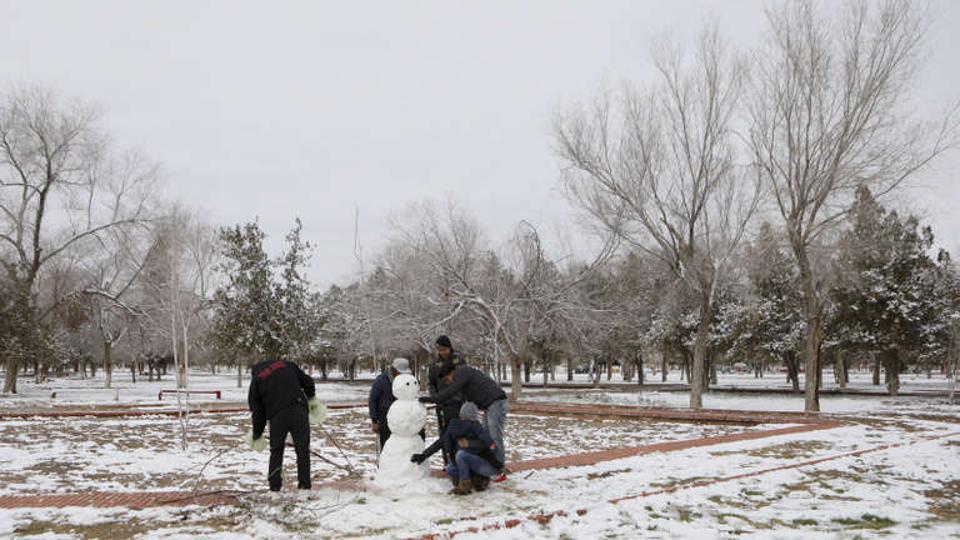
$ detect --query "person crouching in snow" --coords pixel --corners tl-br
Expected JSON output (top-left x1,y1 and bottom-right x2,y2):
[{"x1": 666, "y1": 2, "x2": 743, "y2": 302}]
[
  {"x1": 410, "y1": 402, "x2": 502, "y2": 495},
  {"x1": 247, "y1": 357, "x2": 326, "y2": 493}
]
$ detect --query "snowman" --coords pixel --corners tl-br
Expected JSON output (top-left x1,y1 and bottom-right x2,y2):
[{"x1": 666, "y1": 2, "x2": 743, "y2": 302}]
[{"x1": 374, "y1": 371, "x2": 430, "y2": 489}]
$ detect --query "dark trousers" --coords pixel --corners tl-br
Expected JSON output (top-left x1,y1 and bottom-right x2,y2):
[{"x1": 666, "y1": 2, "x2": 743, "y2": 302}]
[
  {"x1": 268, "y1": 405, "x2": 310, "y2": 491},
  {"x1": 377, "y1": 423, "x2": 391, "y2": 451},
  {"x1": 437, "y1": 401, "x2": 462, "y2": 464}
]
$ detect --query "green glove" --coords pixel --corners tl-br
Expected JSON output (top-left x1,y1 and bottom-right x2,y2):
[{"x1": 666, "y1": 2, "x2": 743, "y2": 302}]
[
  {"x1": 308, "y1": 398, "x2": 326, "y2": 425},
  {"x1": 246, "y1": 430, "x2": 267, "y2": 452}
]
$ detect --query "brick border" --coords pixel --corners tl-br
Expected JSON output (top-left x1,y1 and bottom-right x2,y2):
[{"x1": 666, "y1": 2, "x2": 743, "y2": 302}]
[
  {"x1": 0, "y1": 490, "x2": 242, "y2": 510},
  {"x1": 506, "y1": 421, "x2": 843, "y2": 473},
  {"x1": 511, "y1": 401, "x2": 831, "y2": 425}
]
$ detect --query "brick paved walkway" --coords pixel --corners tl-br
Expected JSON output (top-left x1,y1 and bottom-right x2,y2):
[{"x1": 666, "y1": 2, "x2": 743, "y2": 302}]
[
  {"x1": 0, "y1": 491, "x2": 241, "y2": 510},
  {"x1": 0, "y1": 402, "x2": 843, "y2": 510}
]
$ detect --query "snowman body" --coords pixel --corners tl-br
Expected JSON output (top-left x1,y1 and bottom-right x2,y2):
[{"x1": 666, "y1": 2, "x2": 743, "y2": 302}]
[{"x1": 375, "y1": 373, "x2": 429, "y2": 488}]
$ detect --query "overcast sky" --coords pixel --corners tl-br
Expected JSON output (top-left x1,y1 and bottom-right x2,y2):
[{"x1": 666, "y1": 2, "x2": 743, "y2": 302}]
[{"x1": 3, "y1": 1, "x2": 958, "y2": 288}]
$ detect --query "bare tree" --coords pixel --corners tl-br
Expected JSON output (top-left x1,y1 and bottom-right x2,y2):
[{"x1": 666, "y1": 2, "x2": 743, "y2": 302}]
[
  {"x1": 388, "y1": 199, "x2": 613, "y2": 399},
  {"x1": 748, "y1": 0, "x2": 958, "y2": 411},
  {"x1": 80, "y1": 222, "x2": 151, "y2": 389},
  {"x1": 0, "y1": 86, "x2": 157, "y2": 393},
  {"x1": 555, "y1": 27, "x2": 758, "y2": 409},
  {"x1": 140, "y1": 205, "x2": 219, "y2": 390}
]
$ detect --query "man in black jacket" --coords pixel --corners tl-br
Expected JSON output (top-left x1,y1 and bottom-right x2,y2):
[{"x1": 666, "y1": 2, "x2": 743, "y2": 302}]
[
  {"x1": 368, "y1": 357, "x2": 411, "y2": 451},
  {"x1": 420, "y1": 362, "x2": 508, "y2": 466},
  {"x1": 247, "y1": 358, "x2": 322, "y2": 492},
  {"x1": 427, "y1": 336, "x2": 467, "y2": 464}
]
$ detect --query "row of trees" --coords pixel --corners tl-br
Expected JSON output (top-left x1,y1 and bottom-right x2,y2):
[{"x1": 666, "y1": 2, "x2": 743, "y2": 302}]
[
  {"x1": 320, "y1": 1, "x2": 960, "y2": 410},
  {"x1": 0, "y1": 83, "x2": 243, "y2": 393},
  {"x1": 2, "y1": 1, "x2": 959, "y2": 414}
]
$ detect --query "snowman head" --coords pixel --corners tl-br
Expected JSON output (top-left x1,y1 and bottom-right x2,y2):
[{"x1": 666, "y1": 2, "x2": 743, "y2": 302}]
[{"x1": 391, "y1": 373, "x2": 419, "y2": 401}]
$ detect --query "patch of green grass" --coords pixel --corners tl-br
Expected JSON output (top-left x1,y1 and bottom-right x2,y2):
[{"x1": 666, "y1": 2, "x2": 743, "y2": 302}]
[
  {"x1": 712, "y1": 440, "x2": 834, "y2": 460},
  {"x1": 926, "y1": 480, "x2": 960, "y2": 521},
  {"x1": 831, "y1": 513, "x2": 897, "y2": 529},
  {"x1": 587, "y1": 468, "x2": 631, "y2": 480},
  {"x1": 792, "y1": 518, "x2": 818, "y2": 527},
  {"x1": 649, "y1": 476, "x2": 713, "y2": 490}
]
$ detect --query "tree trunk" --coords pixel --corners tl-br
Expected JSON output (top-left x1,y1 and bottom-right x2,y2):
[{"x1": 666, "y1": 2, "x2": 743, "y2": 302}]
[
  {"x1": 510, "y1": 355, "x2": 523, "y2": 401},
  {"x1": 841, "y1": 353, "x2": 849, "y2": 388},
  {"x1": 637, "y1": 352, "x2": 644, "y2": 386},
  {"x1": 523, "y1": 359, "x2": 531, "y2": 384},
  {"x1": 689, "y1": 298, "x2": 710, "y2": 410},
  {"x1": 237, "y1": 363, "x2": 243, "y2": 388},
  {"x1": 873, "y1": 354, "x2": 881, "y2": 386},
  {"x1": 104, "y1": 341, "x2": 113, "y2": 389},
  {"x1": 838, "y1": 351, "x2": 849, "y2": 389},
  {"x1": 3, "y1": 363, "x2": 17, "y2": 394},
  {"x1": 797, "y1": 253, "x2": 822, "y2": 412},
  {"x1": 885, "y1": 348, "x2": 900, "y2": 396},
  {"x1": 178, "y1": 333, "x2": 189, "y2": 389},
  {"x1": 131, "y1": 362, "x2": 136, "y2": 384},
  {"x1": 784, "y1": 351, "x2": 800, "y2": 392},
  {"x1": 661, "y1": 346, "x2": 668, "y2": 382},
  {"x1": 542, "y1": 351, "x2": 549, "y2": 388}
]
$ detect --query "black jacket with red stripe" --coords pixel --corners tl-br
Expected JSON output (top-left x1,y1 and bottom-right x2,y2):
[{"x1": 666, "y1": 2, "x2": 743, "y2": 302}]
[{"x1": 248, "y1": 359, "x2": 316, "y2": 439}]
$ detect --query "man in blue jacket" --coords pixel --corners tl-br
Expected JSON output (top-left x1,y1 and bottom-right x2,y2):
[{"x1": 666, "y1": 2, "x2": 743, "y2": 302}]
[
  {"x1": 411, "y1": 402, "x2": 502, "y2": 495},
  {"x1": 368, "y1": 357, "x2": 411, "y2": 452}
]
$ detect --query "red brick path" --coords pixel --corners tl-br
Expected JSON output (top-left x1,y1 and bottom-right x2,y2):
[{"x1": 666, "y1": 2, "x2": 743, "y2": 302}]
[
  {"x1": 507, "y1": 421, "x2": 843, "y2": 473},
  {"x1": 0, "y1": 491, "x2": 240, "y2": 510}
]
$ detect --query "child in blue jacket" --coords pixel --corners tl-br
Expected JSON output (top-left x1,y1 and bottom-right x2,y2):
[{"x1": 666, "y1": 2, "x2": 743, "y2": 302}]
[{"x1": 411, "y1": 401, "x2": 502, "y2": 495}]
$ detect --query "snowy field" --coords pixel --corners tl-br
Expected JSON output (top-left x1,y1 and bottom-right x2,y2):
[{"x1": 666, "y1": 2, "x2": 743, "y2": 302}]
[
  {"x1": 1, "y1": 371, "x2": 960, "y2": 538},
  {"x1": 0, "y1": 409, "x2": 769, "y2": 496}
]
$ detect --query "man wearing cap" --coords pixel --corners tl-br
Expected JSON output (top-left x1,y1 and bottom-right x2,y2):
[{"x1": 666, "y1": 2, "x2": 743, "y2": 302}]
[
  {"x1": 428, "y1": 335, "x2": 468, "y2": 464},
  {"x1": 368, "y1": 357, "x2": 411, "y2": 451},
  {"x1": 421, "y1": 359, "x2": 509, "y2": 468}
]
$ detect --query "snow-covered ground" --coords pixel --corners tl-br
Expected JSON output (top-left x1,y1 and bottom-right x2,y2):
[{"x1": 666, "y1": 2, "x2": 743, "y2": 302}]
[
  {"x1": 2, "y1": 370, "x2": 960, "y2": 538},
  {"x1": 0, "y1": 409, "x2": 771, "y2": 496}
]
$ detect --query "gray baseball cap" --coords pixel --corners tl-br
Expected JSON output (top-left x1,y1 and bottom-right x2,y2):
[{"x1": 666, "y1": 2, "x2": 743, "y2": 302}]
[{"x1": 391, "y1": 357, "x2": 411, "y2": 374}]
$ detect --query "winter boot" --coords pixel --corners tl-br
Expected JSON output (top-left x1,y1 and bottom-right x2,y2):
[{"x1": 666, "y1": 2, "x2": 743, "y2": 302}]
[
  {"x1": 451, "y1": 478, "x2": 473, "y2": 496},
  {"x1": 472, "y1": 474, "x2": 490, "y2": 492}
]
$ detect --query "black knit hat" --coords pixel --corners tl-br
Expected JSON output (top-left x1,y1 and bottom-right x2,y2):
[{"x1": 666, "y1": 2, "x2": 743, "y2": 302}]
[
  {"x1": 438, "y1": 358, "x2": 456, "y2": 378},
  {"x1": 436, "y1": 335, "x2": 452, "y2": 349}
]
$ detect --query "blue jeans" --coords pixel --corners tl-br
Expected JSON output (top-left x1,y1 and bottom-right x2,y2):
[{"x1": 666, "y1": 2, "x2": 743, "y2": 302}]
[
  {"x1": 483, "y1": 398, "x2": 507, "y2": 464},
  {"x1": 446, "y1": 450, "x2": 499, "y2": 481}
]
